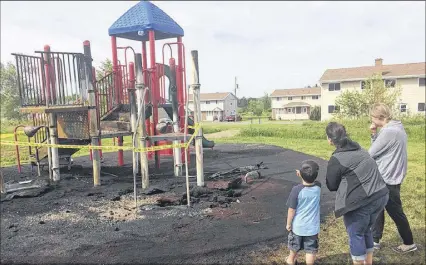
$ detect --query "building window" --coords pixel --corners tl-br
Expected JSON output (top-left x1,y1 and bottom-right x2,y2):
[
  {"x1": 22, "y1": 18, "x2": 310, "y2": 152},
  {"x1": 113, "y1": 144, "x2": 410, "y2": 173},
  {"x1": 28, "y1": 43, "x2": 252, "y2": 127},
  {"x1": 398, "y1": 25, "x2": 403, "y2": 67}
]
[
  {"x1": 287, "y1": 108, "x2": 292, "y2": 113},
  {"x1": 418, "y1": 103, "x2": 425, "y2": 112},
  {"x1": 384, "y1": 79, "x2": 396, "y2": 88},
  {"x1": 206, "y1": 101, "x2": 210, "y2": 104},
  {"x1": 276, "y1": 97, "x2": 281, "y2": 101},
  {"x1": 419, "y1": 78, "x2": 426, "y2": 87},
  {"x1": 312, "y1": 95, "x2": 319, "y2": 100},
  {"x1": 301, "y1": 96, "x2": 305, "y2": 100},
  {"x1": 302, "y1": 107, "x2": 307, "y2": 113},
  {"x1": 328, "y1": 105, "x2": 340, "y2": 113},
  {"x1": 288, "y1": 97, "x2": 293, "y2": 100},
  {"x1": 361, "y1": 81, "x2": 366, "y2": 89},
  {"x1": 215, "y1": 100, "x2": 218, "y2": 104},
  {"x1": 400, "y1": 104, "x2": 407, "y2": 113},
  {"x1": 329, "y1": 83, "x2": 341, "y2": 91}
]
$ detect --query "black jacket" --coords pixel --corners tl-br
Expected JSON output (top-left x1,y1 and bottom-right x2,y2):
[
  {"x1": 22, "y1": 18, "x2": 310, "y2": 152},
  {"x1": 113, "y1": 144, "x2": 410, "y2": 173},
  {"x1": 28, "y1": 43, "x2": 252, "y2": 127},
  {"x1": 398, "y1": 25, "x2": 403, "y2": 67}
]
[{"x1": 326, "y1": 140, "x2": 389, "y2": 218}]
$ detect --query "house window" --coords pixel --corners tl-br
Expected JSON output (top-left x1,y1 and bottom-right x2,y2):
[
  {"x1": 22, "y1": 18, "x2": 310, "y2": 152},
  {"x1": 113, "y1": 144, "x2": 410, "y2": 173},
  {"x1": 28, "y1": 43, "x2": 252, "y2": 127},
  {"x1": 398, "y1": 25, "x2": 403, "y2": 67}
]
[
  {"x1": 418, "y1": 103, "x2": 425, "y2": 112},
  {"x1": 384, "y1": 79, "x2": 396, "y2": 88},
  {"x1": 276, "y1": 97, "x2": 281, "y2": 101},
  {"x1": 287, "y1": 108, "x2": 292, "y2": 113},
  {"x1": 215, "y1": 100, "x2": 218, "y2": 104},
  {"x1": 361, "y1": 81, "x2": 366, "y2": 89},
  {"x1": 302, "y1": 107, "x2": 307, "y2": 113},
  {"x1": 288, "y1": 97, "x2": 293, "y2": 100},
  {"x1": 328, "y1": 105, "x2": 340, "y2": 113},
  {"x1": 400, "y1": 104, "x2": 407, "y2": 113},
  {"x1": 206, "y1": 101, "x2": 210, "y2": 104},
  {"x1": 419, "y1": 78, "x2": 426, "y2": 87},
  {"x1": 301, "y1": 96, "x2": 305, "y2": 100},
  {"x1": 312, "y1": 95, "x2": 319, "y2": 100},
  {"x1": 328, "y1": 83, "x2": 341, "y2": 91}
]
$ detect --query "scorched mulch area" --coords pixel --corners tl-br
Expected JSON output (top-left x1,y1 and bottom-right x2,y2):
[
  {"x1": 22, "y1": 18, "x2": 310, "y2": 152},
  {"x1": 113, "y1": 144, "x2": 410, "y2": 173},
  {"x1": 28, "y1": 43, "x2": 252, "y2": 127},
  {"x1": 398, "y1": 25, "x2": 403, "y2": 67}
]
[{"x1": 1, "y1": 143, "x2": 334, "y2": 264}]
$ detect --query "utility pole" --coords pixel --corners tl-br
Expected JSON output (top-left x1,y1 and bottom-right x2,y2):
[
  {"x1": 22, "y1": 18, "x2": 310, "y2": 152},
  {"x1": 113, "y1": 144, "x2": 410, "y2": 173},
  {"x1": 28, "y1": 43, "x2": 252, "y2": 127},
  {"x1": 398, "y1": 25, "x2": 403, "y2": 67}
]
[{"x1": 234, "y1": 76, "x2": 239, "y2": 121}]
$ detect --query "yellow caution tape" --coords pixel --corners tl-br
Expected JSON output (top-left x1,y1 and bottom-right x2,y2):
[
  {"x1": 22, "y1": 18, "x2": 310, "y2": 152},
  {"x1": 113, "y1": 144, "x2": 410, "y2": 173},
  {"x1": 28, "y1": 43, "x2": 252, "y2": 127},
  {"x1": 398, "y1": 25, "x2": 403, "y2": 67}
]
[{"x1": 0, "y1": 125, "x2": 200, "y2": 153}]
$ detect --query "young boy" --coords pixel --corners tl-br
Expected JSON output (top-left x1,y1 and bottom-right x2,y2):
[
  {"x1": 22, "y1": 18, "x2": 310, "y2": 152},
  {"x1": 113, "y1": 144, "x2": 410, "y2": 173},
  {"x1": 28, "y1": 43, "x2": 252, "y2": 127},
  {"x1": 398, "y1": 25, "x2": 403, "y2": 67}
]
[{"x1": 286, "y1": 160, "x2": 321, "y2": 265}]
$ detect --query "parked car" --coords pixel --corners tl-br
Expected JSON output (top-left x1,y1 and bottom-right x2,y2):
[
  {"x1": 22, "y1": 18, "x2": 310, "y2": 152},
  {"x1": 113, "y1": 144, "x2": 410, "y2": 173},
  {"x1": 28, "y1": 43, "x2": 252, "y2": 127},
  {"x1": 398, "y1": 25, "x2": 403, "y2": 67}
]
[{"x1": 225, "y1": 114, "x2": 242, "y2": 122}]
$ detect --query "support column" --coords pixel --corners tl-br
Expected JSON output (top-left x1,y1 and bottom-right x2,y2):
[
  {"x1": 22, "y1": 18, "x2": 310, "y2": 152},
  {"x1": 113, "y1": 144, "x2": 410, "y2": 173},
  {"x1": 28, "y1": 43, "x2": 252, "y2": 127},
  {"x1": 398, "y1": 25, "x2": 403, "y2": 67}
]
[
  {"x1": 169, "y1": 58, "x2": 182, "y2": 177},
  {"x1": 43, "y1": 45, "x2": 60, "y2": 182},
  {"x1": 190, "y1": 50, "x2": 204, "y2": 187},
  {"x1": 128, "y1": 62, "x2": 139, "y2": 201},
  {"x1": 42, "y1": 45, "x2": 53, "y2": 180},
  {"x1": 84, "y1": 41, "x2": 101, "y2": 186},
  {"x1": 135, "y1": 54, "x2": 149, "y2": 189},
  {"x1": 141, "y1": 41, "x2": 151, "y2": 160}
]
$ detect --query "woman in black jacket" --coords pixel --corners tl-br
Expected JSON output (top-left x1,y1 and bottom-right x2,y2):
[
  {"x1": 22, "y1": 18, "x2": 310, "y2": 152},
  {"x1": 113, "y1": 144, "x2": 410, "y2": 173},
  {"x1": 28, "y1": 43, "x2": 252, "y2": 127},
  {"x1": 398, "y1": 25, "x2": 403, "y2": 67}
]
[{"x1": 325, "y1": 122, "x2": 389, "y2": 265}]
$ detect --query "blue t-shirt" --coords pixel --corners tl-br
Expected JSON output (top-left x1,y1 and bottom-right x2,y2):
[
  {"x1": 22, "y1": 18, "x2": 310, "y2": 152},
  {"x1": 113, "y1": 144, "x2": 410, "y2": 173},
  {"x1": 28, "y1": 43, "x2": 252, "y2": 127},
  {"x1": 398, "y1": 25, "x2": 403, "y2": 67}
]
[{"x1": 286, "y1": 182, "x2": 321, "y2": 236}]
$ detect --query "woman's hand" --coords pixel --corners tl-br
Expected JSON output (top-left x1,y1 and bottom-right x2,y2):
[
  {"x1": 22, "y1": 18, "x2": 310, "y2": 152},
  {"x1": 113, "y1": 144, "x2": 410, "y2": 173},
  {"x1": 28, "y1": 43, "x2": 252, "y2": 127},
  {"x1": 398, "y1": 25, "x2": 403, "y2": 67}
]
[
  {"x1": 370, "y1": 122, "x2": 377, "y2": 135},
  {"x1": 286, "y1": 223, "x2": 292, "y2": 231}
]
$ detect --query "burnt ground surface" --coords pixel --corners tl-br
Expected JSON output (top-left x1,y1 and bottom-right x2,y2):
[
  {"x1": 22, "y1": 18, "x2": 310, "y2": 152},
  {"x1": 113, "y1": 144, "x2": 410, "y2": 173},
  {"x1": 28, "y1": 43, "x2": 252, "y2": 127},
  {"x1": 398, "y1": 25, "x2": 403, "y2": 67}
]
[{"x1": 1, "y1": 143, "x2": 335, "y2": 264}]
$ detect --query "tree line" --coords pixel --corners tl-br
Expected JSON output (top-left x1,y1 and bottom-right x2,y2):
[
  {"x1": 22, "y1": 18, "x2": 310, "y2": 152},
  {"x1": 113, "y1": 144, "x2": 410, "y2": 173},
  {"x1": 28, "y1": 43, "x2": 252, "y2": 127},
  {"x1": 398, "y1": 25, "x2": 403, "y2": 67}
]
[{"x1": 0, "y1": 58, "x2": 405, "y2": 121}]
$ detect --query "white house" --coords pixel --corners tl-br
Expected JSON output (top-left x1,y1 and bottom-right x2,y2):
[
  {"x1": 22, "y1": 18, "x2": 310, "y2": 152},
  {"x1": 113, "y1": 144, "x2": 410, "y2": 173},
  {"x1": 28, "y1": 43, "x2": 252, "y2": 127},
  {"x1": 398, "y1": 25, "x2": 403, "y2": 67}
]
[
  {"x1": 270, "y1": 87, "x2": 321, "y2": 120},
  {"x1": 188, "y1": 92, "x2": 238, "y2": 121},
  {"x1": 319, "y1": 58, "x2": 426, "y2": 121}
]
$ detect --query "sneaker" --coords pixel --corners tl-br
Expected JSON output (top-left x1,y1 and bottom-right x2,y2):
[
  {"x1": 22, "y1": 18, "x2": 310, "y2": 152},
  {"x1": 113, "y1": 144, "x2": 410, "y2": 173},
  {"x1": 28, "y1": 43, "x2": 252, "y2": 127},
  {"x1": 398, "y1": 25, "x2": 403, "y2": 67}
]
[
  {"x1": 392, "y1": 244, "x2": 418, "y2": 253},
  {"x1": 373, "y1": 242, "x2": 381, "y2": 250}
]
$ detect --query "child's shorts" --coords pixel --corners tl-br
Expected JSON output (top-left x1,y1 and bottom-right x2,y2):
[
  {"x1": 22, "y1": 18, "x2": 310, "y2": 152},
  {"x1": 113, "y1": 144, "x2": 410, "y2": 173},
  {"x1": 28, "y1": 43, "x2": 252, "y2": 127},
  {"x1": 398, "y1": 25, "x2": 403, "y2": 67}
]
[{"x1": 288, "y1": 231, "x2": 318, "y2": 254}]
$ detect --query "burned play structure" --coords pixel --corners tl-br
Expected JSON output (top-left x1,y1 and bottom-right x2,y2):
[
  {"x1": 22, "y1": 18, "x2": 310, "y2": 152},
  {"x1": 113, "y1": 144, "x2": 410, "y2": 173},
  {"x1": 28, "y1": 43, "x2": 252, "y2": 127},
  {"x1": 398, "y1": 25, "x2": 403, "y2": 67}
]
[{"x1": 5, "y1": 1, "x2": 216, "y2": 195}]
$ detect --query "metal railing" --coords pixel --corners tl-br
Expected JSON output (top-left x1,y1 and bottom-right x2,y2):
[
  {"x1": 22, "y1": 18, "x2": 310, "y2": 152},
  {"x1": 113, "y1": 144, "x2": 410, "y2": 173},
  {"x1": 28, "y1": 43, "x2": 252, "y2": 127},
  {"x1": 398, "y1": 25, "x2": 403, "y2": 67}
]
[
  {"x1": 35, "y1": 51, "x2": 86, "y2": 106},
  {"x1": 96, "y1": 71, "x2": 116, "y2": 119},
  {"x1": 12, "y1": 54, "x2": 46, "y2": 106},
  {"x1": 12, "y1": 51, "x2": 87, "y2": 108}
]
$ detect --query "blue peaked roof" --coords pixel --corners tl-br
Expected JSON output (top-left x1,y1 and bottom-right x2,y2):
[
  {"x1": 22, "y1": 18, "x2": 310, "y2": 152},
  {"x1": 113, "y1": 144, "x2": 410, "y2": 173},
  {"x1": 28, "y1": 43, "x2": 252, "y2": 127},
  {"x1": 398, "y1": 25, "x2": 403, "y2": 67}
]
[{"x1": 108, "y1": 1, "x2": 184, "y2": 41}]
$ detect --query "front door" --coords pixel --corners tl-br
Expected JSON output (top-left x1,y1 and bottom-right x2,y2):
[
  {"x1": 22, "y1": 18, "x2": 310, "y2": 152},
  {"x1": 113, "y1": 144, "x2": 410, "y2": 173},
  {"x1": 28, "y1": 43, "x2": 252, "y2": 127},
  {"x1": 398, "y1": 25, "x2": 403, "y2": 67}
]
[{"x1": 296, "y1": 107, "x2": 302, "y2": 114}]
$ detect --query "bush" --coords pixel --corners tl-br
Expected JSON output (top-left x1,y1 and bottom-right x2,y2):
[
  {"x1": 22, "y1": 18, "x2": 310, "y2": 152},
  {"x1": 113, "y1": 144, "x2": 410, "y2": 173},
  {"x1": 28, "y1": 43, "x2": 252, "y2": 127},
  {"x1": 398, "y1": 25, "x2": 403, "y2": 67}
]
[{"x1": 309, "y1": 106, "x2": 321, "y2": 121}]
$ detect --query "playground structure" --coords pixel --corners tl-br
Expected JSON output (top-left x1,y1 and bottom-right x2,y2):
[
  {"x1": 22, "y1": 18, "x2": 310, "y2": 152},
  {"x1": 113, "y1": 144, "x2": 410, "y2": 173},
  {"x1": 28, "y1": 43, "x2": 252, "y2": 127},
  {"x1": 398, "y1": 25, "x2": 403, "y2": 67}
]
[{"x1": 9, "y1": 1, "x2": 213, "y2": 190}]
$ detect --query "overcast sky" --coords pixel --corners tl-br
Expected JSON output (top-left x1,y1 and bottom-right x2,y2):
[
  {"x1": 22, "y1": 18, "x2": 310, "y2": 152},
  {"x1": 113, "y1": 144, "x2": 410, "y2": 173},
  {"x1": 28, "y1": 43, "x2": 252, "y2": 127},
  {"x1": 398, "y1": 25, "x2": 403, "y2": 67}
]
[{"x1": 1, "y1": 1, "x2": 425, "y2": 98}]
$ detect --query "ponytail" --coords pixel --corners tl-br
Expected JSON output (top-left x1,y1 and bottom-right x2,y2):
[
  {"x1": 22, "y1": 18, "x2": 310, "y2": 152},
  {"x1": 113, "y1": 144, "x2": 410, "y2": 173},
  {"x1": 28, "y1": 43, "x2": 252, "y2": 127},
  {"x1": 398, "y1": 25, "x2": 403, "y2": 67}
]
[{"x1": 326, "y1": 122, "x2": 350, "y2": 148}]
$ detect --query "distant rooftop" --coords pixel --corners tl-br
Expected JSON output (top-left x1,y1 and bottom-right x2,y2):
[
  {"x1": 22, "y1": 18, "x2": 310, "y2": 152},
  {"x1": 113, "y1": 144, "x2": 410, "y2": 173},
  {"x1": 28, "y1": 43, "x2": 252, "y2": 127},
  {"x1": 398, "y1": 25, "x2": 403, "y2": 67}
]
[
  {"x1": 320, "y1": 58, "x2": 426, "y2": 83},
  {"x1": 188, "y1": 92, "x2": 235, "y2": 101},
  {"x1": 270, "y1": 87, "x2": 321, "y2": 97},
  {"x1": 108, "y1": 1, "x2": 184, "y2": 41}
]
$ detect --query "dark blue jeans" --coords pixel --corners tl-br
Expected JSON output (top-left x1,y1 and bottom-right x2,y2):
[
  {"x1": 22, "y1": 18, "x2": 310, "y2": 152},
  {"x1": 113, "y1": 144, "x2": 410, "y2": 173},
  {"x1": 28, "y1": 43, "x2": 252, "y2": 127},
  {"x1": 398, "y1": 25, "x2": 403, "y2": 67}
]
[{"x1": 343, "y1": 194, "x2": 389, "y2": 261}]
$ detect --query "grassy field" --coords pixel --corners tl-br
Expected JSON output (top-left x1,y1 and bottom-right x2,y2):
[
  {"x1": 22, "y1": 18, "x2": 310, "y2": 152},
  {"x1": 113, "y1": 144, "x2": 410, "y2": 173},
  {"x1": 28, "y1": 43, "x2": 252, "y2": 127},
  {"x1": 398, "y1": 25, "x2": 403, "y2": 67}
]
[{"x1": 1, "y1": 117, "x2": 425, "y2": 264}]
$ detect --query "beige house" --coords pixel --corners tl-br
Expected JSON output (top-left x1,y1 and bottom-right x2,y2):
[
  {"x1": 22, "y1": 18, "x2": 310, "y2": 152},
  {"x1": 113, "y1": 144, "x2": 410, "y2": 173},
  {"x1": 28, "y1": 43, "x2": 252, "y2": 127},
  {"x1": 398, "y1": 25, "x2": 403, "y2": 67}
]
[
  {"x1": 320, "y1": 58, "x2": 426, "y2": 121},
  {"x1": 188, "y1": 92, "x2": 237, "y2": 121},
  {"x1": 270, "y1": 87, "x2": 321, "y2": 120}
]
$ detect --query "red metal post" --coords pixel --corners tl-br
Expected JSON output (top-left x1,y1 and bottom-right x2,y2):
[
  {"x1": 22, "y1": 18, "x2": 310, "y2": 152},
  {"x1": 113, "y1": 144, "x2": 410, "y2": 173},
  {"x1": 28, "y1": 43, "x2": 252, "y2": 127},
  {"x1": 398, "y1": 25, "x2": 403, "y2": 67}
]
[
  {"x1": 111, "y1": 36, "x2": 119, "y2": 105},
  {"x1": 112, "y1": 37, "x2": 124, "y2": 166},
  {"x1": 177, "y1": 37, "x2": 184, "y2": 129},
  {"x1": 142, "y1": 41, "x2": 152, "y2": 159},
  {"x1": 149, "y1": 30, "x2": 160, "y2": 169},
  {"x1": 176, "y1": 37, "x2": 186, "y2": 162},
  {"x1": 43, "y1": 45, "x2": 52, "y2": 105},
  {"x1": 14, "y1": 126, "x2": 24, "y2": 173}
]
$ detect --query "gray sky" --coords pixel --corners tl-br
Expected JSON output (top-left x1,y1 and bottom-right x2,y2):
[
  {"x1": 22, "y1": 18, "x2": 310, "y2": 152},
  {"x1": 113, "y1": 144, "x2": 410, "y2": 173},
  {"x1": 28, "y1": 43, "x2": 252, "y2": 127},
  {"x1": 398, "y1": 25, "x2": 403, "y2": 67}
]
[{"x1": 1, "y1": 1, "x2": 425, "y2": 98}]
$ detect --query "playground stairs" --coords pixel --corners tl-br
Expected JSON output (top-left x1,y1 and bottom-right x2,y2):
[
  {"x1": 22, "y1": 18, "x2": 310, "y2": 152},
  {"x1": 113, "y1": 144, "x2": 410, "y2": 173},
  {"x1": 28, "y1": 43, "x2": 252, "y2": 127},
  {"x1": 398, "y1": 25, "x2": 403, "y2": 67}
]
[{"x1": 99, "y1": 103, "x2": 191, "y2": 142}]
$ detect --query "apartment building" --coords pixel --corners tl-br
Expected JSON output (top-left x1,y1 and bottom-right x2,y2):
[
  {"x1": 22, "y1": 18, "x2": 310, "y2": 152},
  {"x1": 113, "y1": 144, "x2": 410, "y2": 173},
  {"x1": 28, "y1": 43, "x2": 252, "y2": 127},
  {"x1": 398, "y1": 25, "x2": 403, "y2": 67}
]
[
  {"x1": 188, "y1": 92, "x2": 237, "y2": 121},
  {"x1": 319, "y1": 58, "x2": 426, "y2": 121},
  {"x1": 270, "y1": 87, "x2": 321, "y2": 120}
]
